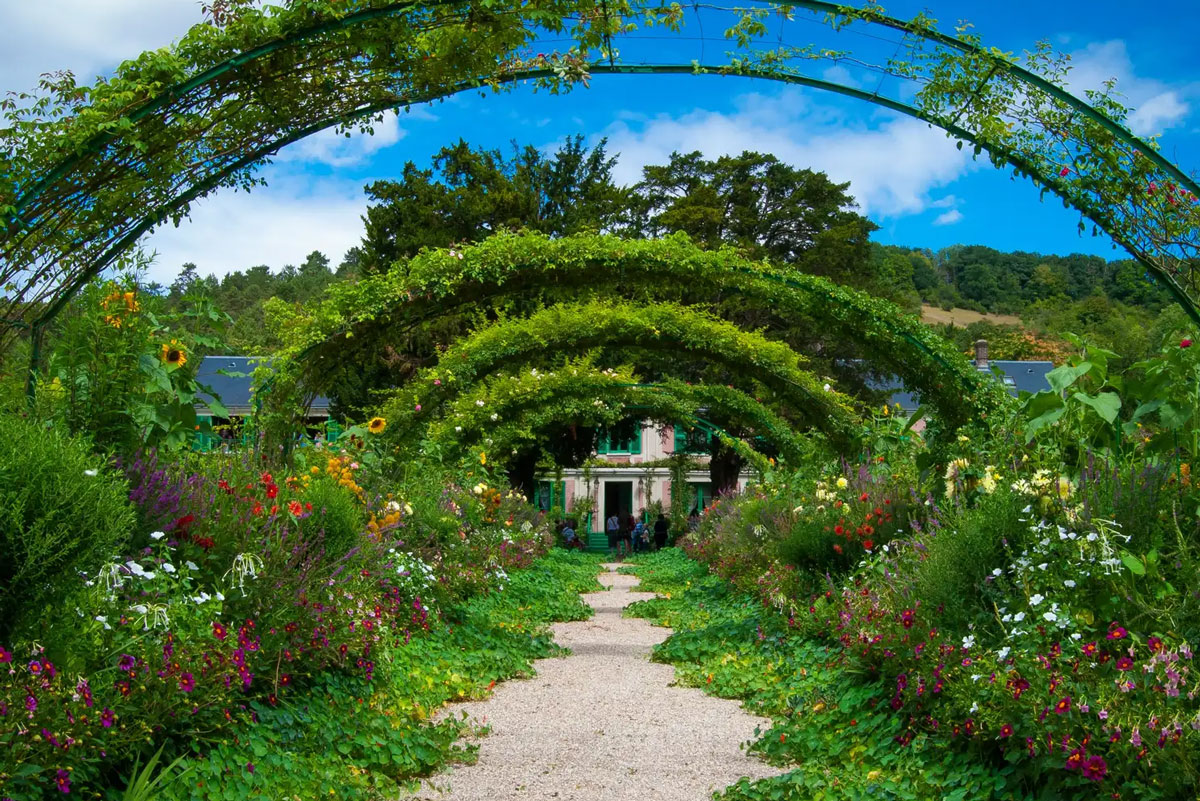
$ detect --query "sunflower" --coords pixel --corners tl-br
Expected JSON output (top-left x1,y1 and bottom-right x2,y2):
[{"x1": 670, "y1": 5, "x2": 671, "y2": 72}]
[
  {"x1": 160, "y1": 341, "x2": 187, "y2": 368},
  {"x1": 367, "y1": 417, "x2": 387, "y2": 434}
]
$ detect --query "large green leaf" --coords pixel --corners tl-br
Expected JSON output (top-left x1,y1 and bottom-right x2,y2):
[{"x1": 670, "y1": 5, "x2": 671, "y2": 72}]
[
  {"x1": 1073, "y1": 391, "x2": 1121, "y2": 424},
  {"x1": 1160, "y1": 401, "x2": 1192, "y2": 430},
  {"x1": 1021, "y1": 390, "x2": 1067, "y2": 437},
  {"x1": 1045, "y1": 362, "x2": 1091, "y2": 394}
]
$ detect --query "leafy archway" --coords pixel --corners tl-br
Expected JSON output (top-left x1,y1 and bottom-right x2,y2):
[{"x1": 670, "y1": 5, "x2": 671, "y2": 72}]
[
  {"x1": 389, "y1": 363, "x2": 812, "y2": 469},
  {"x1": 4, "y1": 0, "x2": 1198, "y2": 366},
  {"x1": 280, "y1": 231, "x2": 1009, "y2": 434},
  {"x1": 368, "y1": 300, "x2": 861, "y2": 450}
]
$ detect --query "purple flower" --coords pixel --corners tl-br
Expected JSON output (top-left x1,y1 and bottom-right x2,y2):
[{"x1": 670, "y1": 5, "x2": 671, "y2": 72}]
[
  {"x1": 0, "y1": 646, "x2": 11, "y2": 663},
  {"x1": 117, "y1": 654, "x2": 136, "y2": 671},
  {"x1": 55, "y1": 769, "x2": 70, "y2": 794},
  {"x1": 25, "y1": 694, "x2": 36, "y2": 713},
  {"x1": 179, "y1": 673, "x2": 195, "y2": 693},
  {"x1": 101, "y1": 708, "x2": 115, "y2": 728},
  {"x1": 246, "y1": 762, "x2": 255, "y2": 774}
]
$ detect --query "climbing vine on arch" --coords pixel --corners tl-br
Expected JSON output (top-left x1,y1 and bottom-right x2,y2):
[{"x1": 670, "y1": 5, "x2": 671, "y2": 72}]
[
  {"x1": 365, "y1": 299, "x2": 861, "y2": 454},
  {"x1": 387, "y1": 361, "x2": 815, "y2": 470},
  {"x1": 273, "y1": 232, "x2": 1010, "y2": 439},
  {"x1": 3, "y1": 0, "x2": 1198, "y2": 359}
]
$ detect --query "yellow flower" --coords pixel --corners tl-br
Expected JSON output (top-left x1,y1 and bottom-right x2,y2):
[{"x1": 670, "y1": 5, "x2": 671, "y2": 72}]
[
  {"x1": 881, "y1": 404, "x2": 890, "y2": 417},
  {"x1": 160, "y1": 341, "x2": 187, "y2": 368},
  {"x1": 835, "y1": 477, "x2": 848, "y2": 489},
  {"x1": 367, "y1": 417, "x2": 387, "y2": 434},
  {"x1": 479, "y1": 451, "x2": 487, "y2": 466}
]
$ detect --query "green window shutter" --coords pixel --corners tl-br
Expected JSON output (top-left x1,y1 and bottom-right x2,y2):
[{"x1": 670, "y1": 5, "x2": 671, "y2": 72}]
[
  {"x1": 674, "y1": 425, "x2": 687, "y2": 454},
  {"x1": 596, "y1": 430, "x2": 609, "y2": 455},
  {"x1": 631, "y1": 423, "x2": 642, "y2": 454}
]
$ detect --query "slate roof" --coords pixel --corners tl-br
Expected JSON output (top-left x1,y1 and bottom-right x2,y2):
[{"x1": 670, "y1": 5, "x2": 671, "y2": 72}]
[
  {"x1": 193, "y1": 356, "x2": 331, "y2": 418},
  {"x1": 871, "y1": 360, "x2": 1056, "y2": 413}
]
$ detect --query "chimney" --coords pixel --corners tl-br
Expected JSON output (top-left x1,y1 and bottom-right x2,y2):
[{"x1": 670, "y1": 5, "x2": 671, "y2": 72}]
[{"x1": 974, "y1": 339, "x2": 989, "y2": 369}]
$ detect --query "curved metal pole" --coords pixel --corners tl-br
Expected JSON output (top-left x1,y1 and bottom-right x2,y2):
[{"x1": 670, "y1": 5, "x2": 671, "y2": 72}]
[{"x1": 12, "y1": 0, "x2": 1194, "y2": 219}]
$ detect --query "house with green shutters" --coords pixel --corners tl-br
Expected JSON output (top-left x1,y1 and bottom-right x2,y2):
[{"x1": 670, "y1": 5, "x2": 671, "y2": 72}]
[{"x1": 534, "y1": 420, "x2": 737, "y2": 550}]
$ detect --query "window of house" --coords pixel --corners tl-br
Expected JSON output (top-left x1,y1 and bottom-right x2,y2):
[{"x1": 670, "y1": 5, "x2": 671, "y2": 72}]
[{"x1": 597, "y1": 419, "x2": 641, "y2": 454}]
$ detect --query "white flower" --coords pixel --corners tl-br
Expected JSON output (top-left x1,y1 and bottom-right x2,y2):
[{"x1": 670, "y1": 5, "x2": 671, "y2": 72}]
[
  {"x1": 132, "y1": 604, "x2": 148, "y2": 614},
  {"x1": 962, "y1": 635, "x2": 975, "y2": 649},
  {"x1": 387, "y1": 501, "x2": 401, "y2": 512},
  {"x1": 185, "y1": 561, "x2": 199, "y2": 571},
  {"x1": 83, "y1": 468, "x2": 99, "y2": 477},
  {"x1": 475, "y1": 400, "x2": 485, "y2": 407},
  {"x1": 490, "y1": 413, "x2": 499, "y2": 421},
  {"x1": 1043, "y1": 611, "x2": 1058, "y2": 622},
  {"x1": 150, "y1": 531, "x2": 165, "y2": 541},
  {"x1": 823, "y1": 383, "x2": 831, "y2": 392},
  {"x1": 1013, "y1": 612, "x2": 1026, "y2": 622},
  {"x1": 161, "y1": 563, "x2": 176, "y2": 573},
  {"x1": 455, "y1": 426, "x2": 463, "y2": 432},
  {"x1": 1086, "y1": 532, "x2": 1098, "y2": 542},
  {"x1": 996, "y1": 646, "x2": 1011, "y2": 661},
  {"x1": 404, "y1": 503, "x2": 413, "y2": 515},
  {"x1": 94, "y1": 615, "x2": 111, "y2": 630},
  {"x1": 1029, "y1": 594, "x2": 1045, "y2": 606},
  {"x1": 1063, "y1": 579, "x2": 1076, "y2": 588},
  {"x1": 1037, "y1": 563, "x2": 1049, "y2": 571},
  {"x1": 992, "y1": 568, "x2": 1002, "y2": 577}
]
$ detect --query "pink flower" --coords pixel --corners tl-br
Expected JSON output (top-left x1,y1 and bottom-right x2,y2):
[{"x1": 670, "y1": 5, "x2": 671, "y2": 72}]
[
  {"x1": 1059, "y1": 167, "x2": 1071, "y2": 176},
  {"x1": 179, "y1": 673, "x2": 196, "y2": 692},
  {"x1": 415, "y1": 404, "x2": 422, "y2": 412},
  {"x1": 0, "y1": 646, "x2": 10, "y2": 663},
  {"x1": 101, "y1": 708, "x2": 115, "y2": 727},
  {"x1": 1181, "y1": 339, "x2": 1193, "y2": 349},
  {"x1": 55, "y1": 769, "x2": 71, "y2": 794},
  {"x1": 1116, "y1": 656, "x2": 1134, "y2": 671}
]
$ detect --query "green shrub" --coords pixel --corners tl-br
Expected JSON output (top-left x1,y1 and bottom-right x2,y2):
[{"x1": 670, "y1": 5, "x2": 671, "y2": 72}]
[
  {"x1": 299, "y1": 475, "x2": 364, "y2": 559},
  {"x1": 0, "y1": 413, "x2": 134, "y2": 636}
]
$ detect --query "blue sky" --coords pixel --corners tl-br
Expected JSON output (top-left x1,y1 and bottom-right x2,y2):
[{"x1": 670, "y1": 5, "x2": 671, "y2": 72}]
[{"x1": 2, "y1": 1, "x2": 1198, "y2": 283}]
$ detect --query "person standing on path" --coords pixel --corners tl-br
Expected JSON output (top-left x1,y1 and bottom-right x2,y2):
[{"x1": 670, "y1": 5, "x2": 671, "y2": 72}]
[
  {"x1": 606, "y1": 511, "x2": 621, "y2": 558},
  {"x1": 653, "y1": 513, "x2": 669, "y2": 550}
]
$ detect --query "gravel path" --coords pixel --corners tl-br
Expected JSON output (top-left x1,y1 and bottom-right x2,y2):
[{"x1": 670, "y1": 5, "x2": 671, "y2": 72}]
[{"x1": 409, "y1": 562, "x2": 780, "y2": 801}]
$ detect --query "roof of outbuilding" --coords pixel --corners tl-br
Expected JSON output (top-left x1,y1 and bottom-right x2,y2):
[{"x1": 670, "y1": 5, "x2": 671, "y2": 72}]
[
  {"x1": 194, "y1": 356, "x2": 330, "y2": 417},
  {"x1": 869, "y1": 360, "x2": 1057, "y2": 413}
]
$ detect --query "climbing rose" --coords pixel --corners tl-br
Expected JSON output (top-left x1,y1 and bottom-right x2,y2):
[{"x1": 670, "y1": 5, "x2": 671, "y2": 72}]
[{"x1": 1181, "y1": 339, "x2": 1192, "y2": 348}]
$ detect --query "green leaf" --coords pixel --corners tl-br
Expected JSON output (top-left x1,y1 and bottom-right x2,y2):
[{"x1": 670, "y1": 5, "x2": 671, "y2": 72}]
[
  {"x1": 1073, "y1": 391, "x2": 1121, "y2": 424},
  {"x1": 1046, "y1": 362, "x2": 1091, "y2": 394},
  {"x1": 1160, "y1": 401, "x2": 1192, "y2": 430},
  {"x1": 1121, "y1": 553, "x2": 1146, "y2": 576}
]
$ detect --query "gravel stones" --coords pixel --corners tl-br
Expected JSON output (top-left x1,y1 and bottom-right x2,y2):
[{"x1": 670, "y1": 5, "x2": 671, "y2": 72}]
[{"x1": 409, "y1": 562, "x2": 780, "y2": 800}]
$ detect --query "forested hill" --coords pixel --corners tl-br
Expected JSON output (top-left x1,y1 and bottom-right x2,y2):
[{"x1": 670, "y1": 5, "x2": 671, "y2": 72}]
[{"x1": 158, "y1": 136, "x2": 1180, "y2": 363}]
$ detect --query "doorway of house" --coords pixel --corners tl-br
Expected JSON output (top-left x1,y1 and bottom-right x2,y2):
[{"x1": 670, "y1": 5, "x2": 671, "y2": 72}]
[{"x1": 604, "y1": 481, "x2": 633, "y2": 529}]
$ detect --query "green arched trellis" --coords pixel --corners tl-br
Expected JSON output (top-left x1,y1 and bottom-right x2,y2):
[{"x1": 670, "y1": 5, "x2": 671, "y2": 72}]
[
  {"x1": 392, "y1": 363, "x2": 812, "y2": 467},
  {"x1": 3, "y1": 0, "x2": 1197, "y2": 388},
  {"x1": 371, "y1": 299, "x2": 861, "y2": 449},
  {"x1": 282, "y1": 231, "x2": 1009, "y2": 433}
]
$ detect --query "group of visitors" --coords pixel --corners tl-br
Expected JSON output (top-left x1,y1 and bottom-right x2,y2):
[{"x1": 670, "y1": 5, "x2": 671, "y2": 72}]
[{"x1": 605, "y1": 510, "x2": 669, "y2": 558}]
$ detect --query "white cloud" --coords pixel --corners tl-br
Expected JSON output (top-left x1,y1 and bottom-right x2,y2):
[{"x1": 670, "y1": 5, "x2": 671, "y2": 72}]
[
  {"x1": 0, "y1": 0, "x2": 201, "y2": 95},
  {"x1": 277, "y1": 114, "x2": 407, "y2": 168},
  {"x1": 1066, "y1": 40, "x2": 1192, "y2": 136},
  {"x1": 139, "y1": 170, "x2": 368, "y2": 284},
  {"x1": 599, "y1": 87, "x2": 975, "y2": 218},
  {"x1": 933, "y1": 209, "x2": 963, "y2": 226}
]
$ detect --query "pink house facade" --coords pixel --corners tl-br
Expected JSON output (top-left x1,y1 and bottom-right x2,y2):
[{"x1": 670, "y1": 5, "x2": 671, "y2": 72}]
[{"x1": 534, "y1": 422, "x2": 750, "y2": 545}]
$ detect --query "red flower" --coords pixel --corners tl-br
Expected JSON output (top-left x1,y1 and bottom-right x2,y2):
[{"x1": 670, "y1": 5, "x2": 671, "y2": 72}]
[
  {"x1": 1082, "y1": 755, "x2": 1107, "y2": 781},
  {"x1": 194, "y1": 536, "x2": 215, "y2": 549},
  {"x1": 901, "y1": 609, "x2": 915, "y2": 628},
  {"x1": 833, "y1": 524, "x2": 845, "y2": 536},
  {"x1": 218, "y1": 479, "x2": 232, "y2": 493},
  {"x1": 1059, "y1": 166, "x2": 1071, "y2": 176},
  {"x1": 832, "y1": 544, "x2": 843, "y2": 554},
  {"x1": 859, "y1": 492, "x2": 869, "y2": 502},
  {"x1": 288, "y1": 500, "x2": 304, "y2": 517},
  {"x1": 172, "y1": 514, "x2": 195, "y2": 533},
  {"x1": 1082, "y1": 641, "x2": 1098, "y2": 657},
  {"x1": 213, "y1": 621, "x2": 228, "y2": 641},
  {"x1": 260, "y1": 472, "x2": 274, "y2": 486},
  {"x1": 1148, "y1": 636, "x2": 1164, "y2": 653},
  {"x1": 1054, "y1": 696, "x2": 1071, "y2": 715},
  {"x1": 862, "y1": 539, "x2": 874, "y2": 551},
  {"x1": 266, "y1": 483, "x2": 279, "y2": 499},
  {"x1": 1181, "y1": 339, "x2": 1193, "y2": 349},
  {"x1": 1107, "y1": 623, "x2": 1128, "y2": 640},
  {"x1": 1064, "y1": 747, "x2": 1086, "y2": 771},
  {"x1": 1116, "y1": 656, "x2": 1134, "y2": 671},
  {"x1": 999, "y1": 723, "x2": 1014, "y2": 738}
]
